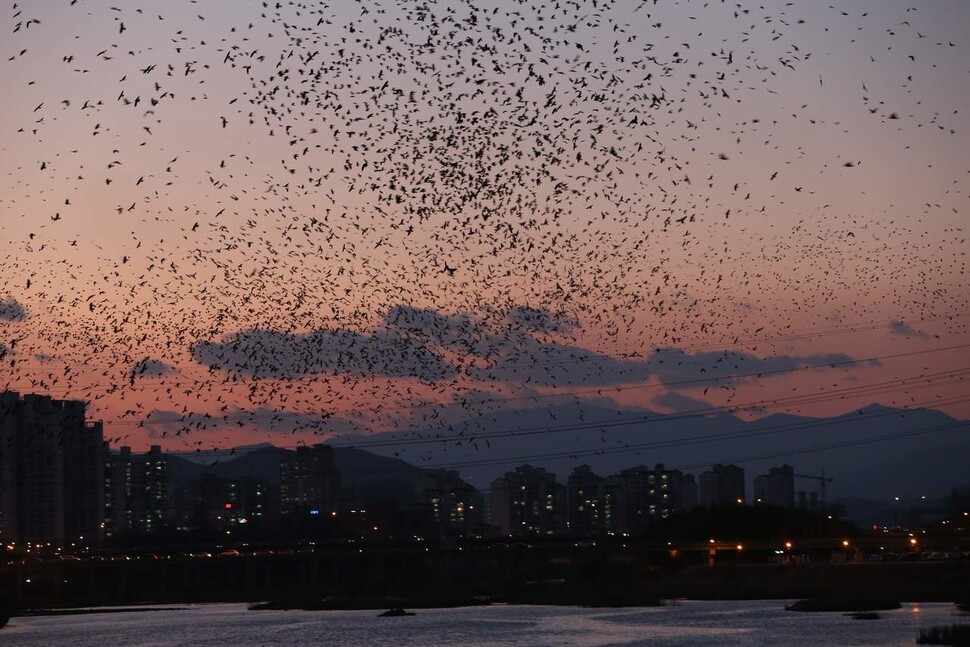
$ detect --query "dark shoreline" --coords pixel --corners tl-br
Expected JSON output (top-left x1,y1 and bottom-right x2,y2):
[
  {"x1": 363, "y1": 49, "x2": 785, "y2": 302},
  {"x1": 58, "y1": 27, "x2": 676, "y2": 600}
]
[
  {"x1": 4, "y1": 559, "x2": 969, "y2": 614},
  {"x1": 0, "y1": 606, "x2": 188, "y2": 626},
  {"x1": 20, "y1": 606, "x2": 190, "y2": 617}
]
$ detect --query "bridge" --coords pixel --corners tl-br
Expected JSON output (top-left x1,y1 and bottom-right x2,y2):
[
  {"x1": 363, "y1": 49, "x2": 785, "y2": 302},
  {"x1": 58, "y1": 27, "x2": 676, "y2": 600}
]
[{"x1": 2, "y1": 535, "x2": 968, "y2": 609}]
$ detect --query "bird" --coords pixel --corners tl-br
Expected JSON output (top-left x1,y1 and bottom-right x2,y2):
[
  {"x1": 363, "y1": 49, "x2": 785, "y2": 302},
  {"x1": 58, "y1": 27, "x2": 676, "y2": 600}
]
[{"x1": 0, "y1": 0, "x2": 966, "y2": 482}]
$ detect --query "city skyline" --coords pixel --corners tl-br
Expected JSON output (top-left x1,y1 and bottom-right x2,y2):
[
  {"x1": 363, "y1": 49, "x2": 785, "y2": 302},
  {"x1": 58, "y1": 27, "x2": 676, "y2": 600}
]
[
  {"x1": 2, "y1": 388, "x2": 962, "y2": 552},
  {"x1": 0, "y1": 388, "x2": 876, "y2": 549}
]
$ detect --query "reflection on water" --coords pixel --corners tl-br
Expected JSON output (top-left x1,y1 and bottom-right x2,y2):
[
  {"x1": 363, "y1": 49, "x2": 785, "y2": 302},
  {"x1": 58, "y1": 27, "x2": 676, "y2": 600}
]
[{"x1": 0, "y1": 600, "x2": 963, "y2": 647}]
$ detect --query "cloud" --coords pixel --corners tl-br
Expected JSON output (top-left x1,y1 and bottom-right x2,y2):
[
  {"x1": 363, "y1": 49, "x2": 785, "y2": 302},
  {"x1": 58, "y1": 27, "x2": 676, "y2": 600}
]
[
  {"x1": 889, "y1": 320, "x2": 931, "y2": 340},
  {"x1": 190, "y1": 304, "x2": 866, "y2": 390},
  {"x1": 466, "y1": 339, "x2": 649, "y2": 385},
  {"x1": 467, "y1": 343, "x2": 861, "y2": 387},
  {"x1": 0, "y1": 298, "x2": 26, "y2": 322},
  {"x1": 651, "y1": 391, "x2": 714, "y2": 413},
  {"x1": 141, "y1": 407, "x2": 368, "y2": 436},
  {"x1": 647, "y1": 348, "x2": 861, "y2": 386},
  {"x1": 131, "y1": 358, "x2": 176, "y2": 379},
  {"x1": 383, "y1": 305, "x2": 480, "y2": 349},
  {"x1": 505, "y1": 306, "x2": 579, "y2": 333},
  {"x1": 191, "y1": 327, "x2": 457, "y2": 382}
]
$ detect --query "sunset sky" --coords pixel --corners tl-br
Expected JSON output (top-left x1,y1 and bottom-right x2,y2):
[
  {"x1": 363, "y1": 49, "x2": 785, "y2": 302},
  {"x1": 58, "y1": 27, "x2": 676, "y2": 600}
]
[{"x1": 1, "y1": 0, "x2": 968, "y2": 463}]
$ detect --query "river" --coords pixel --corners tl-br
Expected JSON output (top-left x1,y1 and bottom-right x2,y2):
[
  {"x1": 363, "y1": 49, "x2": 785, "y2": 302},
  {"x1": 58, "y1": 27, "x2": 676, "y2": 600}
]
[{"x1": 1, "y1": 600, "x2": 965, "y2": 646}]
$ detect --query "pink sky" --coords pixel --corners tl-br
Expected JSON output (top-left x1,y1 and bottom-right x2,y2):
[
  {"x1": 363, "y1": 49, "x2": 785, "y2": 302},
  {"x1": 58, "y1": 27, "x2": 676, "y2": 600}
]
[{"x1": 1, "y1": 0, "x2": 968, "y2": 453}]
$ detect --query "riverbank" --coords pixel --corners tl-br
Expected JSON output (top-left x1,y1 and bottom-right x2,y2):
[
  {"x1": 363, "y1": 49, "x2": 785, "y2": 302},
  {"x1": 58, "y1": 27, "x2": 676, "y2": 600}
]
[
  {"x1": 633, "y1": 563, "x2": 970, "y2": 602},
  {"x1": 18, "y1": 607, "x2": 189, "y2": 617},
  {"x1": 3, "y1": 554, "x2": 968, "y2": 611}
]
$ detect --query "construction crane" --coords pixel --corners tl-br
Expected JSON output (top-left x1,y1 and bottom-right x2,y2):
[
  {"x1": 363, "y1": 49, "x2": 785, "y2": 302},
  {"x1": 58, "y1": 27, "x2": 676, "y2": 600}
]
[{"x1": 794, "y1": 469, "x2": 834, "y2": 506}]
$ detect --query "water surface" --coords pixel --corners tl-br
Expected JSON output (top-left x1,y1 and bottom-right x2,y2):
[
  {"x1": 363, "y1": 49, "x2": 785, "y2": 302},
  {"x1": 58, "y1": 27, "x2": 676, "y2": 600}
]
[{"x1": 1, "y1": 600, "x2": 964, "y2": 646}]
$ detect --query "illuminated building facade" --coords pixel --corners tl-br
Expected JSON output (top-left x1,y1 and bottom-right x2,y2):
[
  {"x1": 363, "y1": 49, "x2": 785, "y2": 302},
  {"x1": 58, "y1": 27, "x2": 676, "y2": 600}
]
[
  {"x1": 105, "y1": 445, "x2": 168, "y2": 538},
  {"x1": 419, "y1": 469, "x2": 484, "y2": 537},
  {"x1": 280, "y1": 444, "x2": 340, "y2": 516},
  {"x1": 566, "y1": 464, "x2": 616, "y2": 536},
  {"x1": 489, "y1": 464, "x2": 566, "y2": 536}
]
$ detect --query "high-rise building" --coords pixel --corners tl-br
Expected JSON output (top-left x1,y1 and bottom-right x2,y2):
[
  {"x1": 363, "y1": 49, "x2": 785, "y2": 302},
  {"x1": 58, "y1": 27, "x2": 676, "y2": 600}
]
[
  {"x1": 613, "y1": 464, "x2": 689, "y2": 534},
  {"x1": 754, "y1": 464, "x2": 795, "y2": 508},
  {"x1": 280, "y1": 444, "x2": 340, "y2": 516},
  {"x1": 0, "y1": 391, "x2": 105, "y2": 547},
  {"x1": 489, "y1": 465, "x2": 566, "y2": 536},
  {"x1": 170, "y1": 474, "x2": 269, "y2": 533},
  {"x1": 699, "y1": 464, "x2": 745, "y2": 507},
  {"x1": 105, "y1": 445, "x2": 168, "y2": 538},
  {"x1": 566, "y1": 465, "x2": 620, "y2": 536},
  {"x1": 418, "y1": 469, "x2": 484, "y2": 537}
]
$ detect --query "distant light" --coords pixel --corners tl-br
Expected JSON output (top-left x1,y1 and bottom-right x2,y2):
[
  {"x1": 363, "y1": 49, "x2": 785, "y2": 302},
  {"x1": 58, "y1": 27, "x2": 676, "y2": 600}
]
[
  {"x1": 784, "y1": 541, "x2": 793, "y2": 550},
  {"x1": 910, "y1": 538, "x2": 918, "y2": 546},
  {"x1": 225, "y1": 503, "x2": 232, "y2": 509},
  {"x1": 310, "y1": 509, "x2": 320, "y2": 516},
  {"x1": 842, "y1": 540, "x2": 850, "y2": 548},
  {"x1": 736, "y1": 544, "x2": 744, "y2": 551}
]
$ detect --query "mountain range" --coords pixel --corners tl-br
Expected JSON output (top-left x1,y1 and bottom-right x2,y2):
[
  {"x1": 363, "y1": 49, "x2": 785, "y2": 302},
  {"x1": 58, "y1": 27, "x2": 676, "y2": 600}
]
[{"x1": 167, "y1": 402, "x2": 969, "y2": 508}]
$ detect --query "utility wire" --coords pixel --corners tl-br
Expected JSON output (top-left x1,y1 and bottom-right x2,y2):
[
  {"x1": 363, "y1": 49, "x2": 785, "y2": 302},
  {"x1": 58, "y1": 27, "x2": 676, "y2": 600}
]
[{"x1": 93, "y1": 341, "x2": 970, "y2": 428}]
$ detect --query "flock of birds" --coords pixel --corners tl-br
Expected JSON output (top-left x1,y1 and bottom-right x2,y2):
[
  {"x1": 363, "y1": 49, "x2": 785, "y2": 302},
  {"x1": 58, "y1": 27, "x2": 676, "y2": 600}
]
[{"x1": 0, "y1": 0, "x2": 968, "y2": 457}]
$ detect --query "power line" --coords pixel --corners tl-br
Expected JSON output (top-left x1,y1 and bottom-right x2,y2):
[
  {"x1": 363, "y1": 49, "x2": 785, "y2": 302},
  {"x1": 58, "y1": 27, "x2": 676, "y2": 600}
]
[
  {"x1": 57, "y1": 416, "x2": 970, "y2": 516},
  {"x1": 461, "y1": 341, "x2": 970, "y2": 406},
  {"x1": 374, "y1": 394, "x2": 970, "y2": 474},
  {"x1": 666, "y1": 310, "x2": 970, "y2": 353},
  {"x1": 331, "y1": 367, "x2": 970, "y2": 450},
  {"x1": 673, "y1": 420, "x2": 970, "y2": 474},
  {"x1": 119, "y1": 366, "x2": 969, "y2": 463},
  {"x1": 155, "y1": 392, "x2": 970, "y2": 480},
  {"x1": 93, "y1": 341, "x2": 970, "y2": 427}
]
